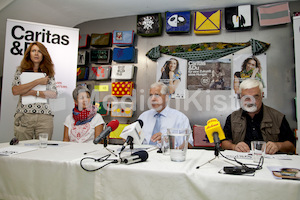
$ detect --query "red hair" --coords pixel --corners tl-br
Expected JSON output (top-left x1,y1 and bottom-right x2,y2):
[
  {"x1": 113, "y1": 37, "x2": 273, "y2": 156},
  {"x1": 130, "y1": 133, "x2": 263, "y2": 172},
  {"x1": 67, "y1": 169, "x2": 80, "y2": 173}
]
[{"x1": 19, "y1": 41, "x2": 55, "y2": 77}]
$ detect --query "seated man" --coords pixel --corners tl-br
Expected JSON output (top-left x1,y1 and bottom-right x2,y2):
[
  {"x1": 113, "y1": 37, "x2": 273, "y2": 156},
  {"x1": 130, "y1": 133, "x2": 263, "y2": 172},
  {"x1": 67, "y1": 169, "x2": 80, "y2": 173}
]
[
  {"x1": 138, "y1": 82, "x2": 193, "y2": 148},
  {"x1": 222, "y1": 79, "x2": 296, "y2": 154}
]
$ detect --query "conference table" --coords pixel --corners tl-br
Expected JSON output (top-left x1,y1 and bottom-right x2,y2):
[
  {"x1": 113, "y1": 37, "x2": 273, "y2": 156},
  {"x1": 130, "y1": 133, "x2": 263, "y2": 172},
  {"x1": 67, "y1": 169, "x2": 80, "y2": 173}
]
[{"x1": 0, "y1": 140, "x2": 300, "y2": 200}]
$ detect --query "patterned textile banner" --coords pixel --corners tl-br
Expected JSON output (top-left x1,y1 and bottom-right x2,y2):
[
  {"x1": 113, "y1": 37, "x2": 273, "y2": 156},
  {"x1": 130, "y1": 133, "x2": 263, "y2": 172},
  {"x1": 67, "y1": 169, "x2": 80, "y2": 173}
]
[
  {"x1": 257, "y1": 2, "x2": 291, "y2": 26},
  {"x1": 146, "y1": 39, "x2": 270, "y2": 61}
]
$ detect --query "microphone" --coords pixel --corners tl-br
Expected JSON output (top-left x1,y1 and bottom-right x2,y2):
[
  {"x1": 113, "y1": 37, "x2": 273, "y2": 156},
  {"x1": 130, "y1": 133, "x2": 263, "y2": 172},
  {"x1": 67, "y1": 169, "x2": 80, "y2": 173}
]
[
  {"x1": 119, "y1": 119, "x2": 144, "y2": 152},
  {"x1": 9, "y1": 137, "x2": 19, "y2": 145},
  {"x1": 122, "y1": 150, "x2": 148, "y2": 165},
  {"x1": 204, "y1": 118, "x2": 226, "y2": 156},
  {"x1": 93, "y1": 120, "x2": 119, "y2": 144}
]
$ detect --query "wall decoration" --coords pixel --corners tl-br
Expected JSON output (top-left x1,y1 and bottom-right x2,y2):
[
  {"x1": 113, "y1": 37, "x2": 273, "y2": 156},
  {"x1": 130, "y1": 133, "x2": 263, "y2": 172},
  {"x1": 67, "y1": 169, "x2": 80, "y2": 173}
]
[
  {"x1": 111, "y1": 102, "x2": 134, "y2": 117},
  {"x1": 232, "y1": 53, "x2": 267, "y2": 97},
  {"x1": 77, "y1": 50, "x2": 89, "y2": 65},
  {"x1": 194, "y1": 10, "x2": 222, "y2": 34},
  {"x1": 225, "y1": 5, "x2": 253, "y2": 30},
  {"x1": 187, "y1": 59, "x2": 231, "y2": 90},
  {"x1": 90, "y1": 33, "x2": 112, "y2": 47},
  {"x1": 94, "y1": 101, "x2": 110, "y2": 116},
  {"x1": 156, "y1": 55, "x2": 187, "y2": 99},
  {"x1": 137, "y1": 13, "x2": 162, "y2": 37},
  {"x1": 88, "y1": 65, "x2": 111, "y2": 80},
  {"x1": 166, "y1": 11, "x2": 191, "y2": 34},
  {"x1": 257, "y1": 2, "x2": 291, "y2": 26},
  {"x1": 111, "y1": 81, "x2": 134, "y2": 97},
  {"x1": 77, "y1": 66, "x2": 89, "y2": 81},
  {"x1": 112, "y1": 47, "x2": 135, "y2": 63},
  {"x1": 146, "y1": 39, "x2": 270, "y2": 61},
  {"x1": 112, "y1": 30, "x2": 135, "y2": 46},
  {"x1": 90, "y1": 49, "x2": 112, "y2": 64},
  {"x1": 111, "y1": 65, "x2": 134, "y2": 80},
  {"x1": 78, "y1": 34, "x2": 90, "y2": 48}
]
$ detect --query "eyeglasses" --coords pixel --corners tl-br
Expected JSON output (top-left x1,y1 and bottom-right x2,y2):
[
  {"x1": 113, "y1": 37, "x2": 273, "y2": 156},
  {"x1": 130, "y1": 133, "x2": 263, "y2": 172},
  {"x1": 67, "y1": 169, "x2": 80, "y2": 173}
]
[
  {"x1": 149, "y1": 94, "x2": 163, "y2": 98},
  {"x1": 240, "y1": 94, "x2": 261, "y2": 101}
]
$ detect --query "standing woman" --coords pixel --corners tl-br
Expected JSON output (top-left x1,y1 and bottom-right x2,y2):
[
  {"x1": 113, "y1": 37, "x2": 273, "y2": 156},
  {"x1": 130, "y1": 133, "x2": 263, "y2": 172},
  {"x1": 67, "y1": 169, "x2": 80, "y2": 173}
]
[{"x1": 12, "y1": 42, "x2": 57, "y2": 140}]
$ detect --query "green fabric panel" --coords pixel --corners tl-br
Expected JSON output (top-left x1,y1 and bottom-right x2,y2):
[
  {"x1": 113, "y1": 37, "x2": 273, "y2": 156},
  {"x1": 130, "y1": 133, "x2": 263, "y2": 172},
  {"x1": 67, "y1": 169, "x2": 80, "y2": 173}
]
[{"x1": 146, "y1": 39, "x2": 270, "y2": 61}]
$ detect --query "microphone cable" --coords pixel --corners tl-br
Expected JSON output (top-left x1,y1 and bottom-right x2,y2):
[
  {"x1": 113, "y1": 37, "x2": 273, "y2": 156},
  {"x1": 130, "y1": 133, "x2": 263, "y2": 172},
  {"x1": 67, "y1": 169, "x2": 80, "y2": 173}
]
[
  {"x1": 219, "y1": 151, "x2": 264, "y2": 172},
  {"x1": 80, "y1": 154, "x2": 118, "y2": 172}
]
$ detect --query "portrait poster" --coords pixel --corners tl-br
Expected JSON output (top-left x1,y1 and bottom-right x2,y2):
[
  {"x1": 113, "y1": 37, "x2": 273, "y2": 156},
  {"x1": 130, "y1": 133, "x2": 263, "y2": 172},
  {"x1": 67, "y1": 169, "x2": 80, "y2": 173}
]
[
  {"x1": 187, "y1": 59, "x2": 231, "y2": 90},
  {"x1": 232, "y1": 53, "x2": 267, "y2": 97},
  {"x1": 156, "y1": 55, "x2": 187, "y2": 99}
]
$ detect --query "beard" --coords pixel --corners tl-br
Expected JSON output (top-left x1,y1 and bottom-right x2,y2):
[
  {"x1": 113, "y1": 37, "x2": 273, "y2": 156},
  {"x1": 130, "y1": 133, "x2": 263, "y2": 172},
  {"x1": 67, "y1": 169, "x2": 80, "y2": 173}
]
[{"x1": 241, "y1": 103, "x2": 257, "y2": 113}]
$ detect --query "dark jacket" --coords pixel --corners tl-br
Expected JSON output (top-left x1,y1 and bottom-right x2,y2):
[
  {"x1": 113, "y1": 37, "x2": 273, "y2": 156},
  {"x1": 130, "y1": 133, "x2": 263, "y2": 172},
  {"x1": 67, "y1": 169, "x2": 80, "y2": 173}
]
[{"x1": 230, "y1": 104, "x2": 284, "y2": 144}]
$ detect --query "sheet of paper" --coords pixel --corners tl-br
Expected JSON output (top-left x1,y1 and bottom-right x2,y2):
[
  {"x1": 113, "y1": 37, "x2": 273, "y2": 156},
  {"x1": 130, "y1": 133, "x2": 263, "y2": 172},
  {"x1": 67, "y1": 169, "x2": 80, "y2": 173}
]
[
  {"x1": 20, "y1": 72, "x2": 47, "y2": 104},
  {"x1": 223, "y1": 150, "x2": 291, "y2": 160},
  {"x1": 0, "y1": 146, "x2": 38, "y2": 156}
]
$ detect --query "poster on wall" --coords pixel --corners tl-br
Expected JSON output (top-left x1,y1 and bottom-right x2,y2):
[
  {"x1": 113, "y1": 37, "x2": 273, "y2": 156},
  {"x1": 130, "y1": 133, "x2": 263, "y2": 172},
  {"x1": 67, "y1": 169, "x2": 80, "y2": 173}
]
[
  {"x1": 0, "y1": 19, "x2": 79, "y2": 142},
  {"x1": 156, "y1": 55, "x2": 187, "y2": 99},
  {"x1": 187, "y1": 59, "x2": 231, "y2": 90},
  {"x1": 232, "y1": 53, "x2": 267, "y2": 98}
]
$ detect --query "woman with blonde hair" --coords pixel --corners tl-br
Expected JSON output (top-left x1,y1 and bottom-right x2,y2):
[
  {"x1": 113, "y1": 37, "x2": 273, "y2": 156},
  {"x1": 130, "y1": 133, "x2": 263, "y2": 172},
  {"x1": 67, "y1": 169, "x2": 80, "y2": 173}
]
[{"x1": 12, "y1": 41, "x2": 57, "y2": 140}]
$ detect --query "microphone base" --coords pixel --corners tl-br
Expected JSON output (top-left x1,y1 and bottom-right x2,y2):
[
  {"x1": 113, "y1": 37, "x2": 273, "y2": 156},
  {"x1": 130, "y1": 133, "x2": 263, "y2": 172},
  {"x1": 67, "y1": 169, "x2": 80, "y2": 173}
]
[
  {"x1": 196, "y1": 155, "x2": 236, "y2": 169},
  {"x1": 196, "y1": 156, "x2": 218, "y2": 169},
  {"x1": 104, "y1": 147, "x2": 118, "y2": 157}
]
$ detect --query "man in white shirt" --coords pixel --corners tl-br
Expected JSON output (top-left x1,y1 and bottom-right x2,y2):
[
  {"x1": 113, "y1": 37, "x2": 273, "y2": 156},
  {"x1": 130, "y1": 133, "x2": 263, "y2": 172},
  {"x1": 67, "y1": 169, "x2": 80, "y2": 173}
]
[{"x1": 138, "y1": 82, "x2": 193, "y2": 147}]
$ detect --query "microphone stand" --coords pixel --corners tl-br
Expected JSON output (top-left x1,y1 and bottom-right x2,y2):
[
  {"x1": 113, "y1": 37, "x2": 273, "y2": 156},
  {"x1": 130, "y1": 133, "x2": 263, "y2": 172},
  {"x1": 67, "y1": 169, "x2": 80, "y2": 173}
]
[
  {"x1": 196, "y1": 146, "x2": 220, "y2": 169},
  {"x1": 103, "y1": 138, "x2": 118, "y2": 157},
  {"x1": 120, "y1": 136, "x2": 134, "y2": 154},
  {"x1": 129, "y1": 142, "x2": 134, "y2": 154},
  {"x1": 196, "y1": 147, "x2": 232, "y2": 169},
  {"x1": 196, "y1": 133, "x2": 231, "y2": 169}
]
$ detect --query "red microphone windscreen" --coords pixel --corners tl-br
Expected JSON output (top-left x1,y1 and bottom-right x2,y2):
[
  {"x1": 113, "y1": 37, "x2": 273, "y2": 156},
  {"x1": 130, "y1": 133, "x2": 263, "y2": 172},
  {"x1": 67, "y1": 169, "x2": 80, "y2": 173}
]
[{"x1": 107, "y1": 120, "x2": 119, "y2": 131}]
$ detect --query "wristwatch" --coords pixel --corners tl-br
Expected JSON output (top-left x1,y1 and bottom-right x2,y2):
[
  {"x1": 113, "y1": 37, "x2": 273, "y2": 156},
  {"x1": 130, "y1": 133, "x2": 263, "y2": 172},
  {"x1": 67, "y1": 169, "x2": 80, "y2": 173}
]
[{"x1": 36, "y1": 91, "x2": 40, "y2": 97}]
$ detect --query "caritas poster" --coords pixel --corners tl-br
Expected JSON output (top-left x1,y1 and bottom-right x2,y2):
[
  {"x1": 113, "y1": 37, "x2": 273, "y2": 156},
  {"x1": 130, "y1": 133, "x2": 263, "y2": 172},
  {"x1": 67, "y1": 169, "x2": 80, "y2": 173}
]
[
  {"x1": 156, "y1": 55, "x2": 187, "y2": 99},
  {"x1": 0, "y1": 19, "x2": 79, "y2": 142},
  {"x1": 187, "y1": 59, "x2": 231, "y2": 90}
]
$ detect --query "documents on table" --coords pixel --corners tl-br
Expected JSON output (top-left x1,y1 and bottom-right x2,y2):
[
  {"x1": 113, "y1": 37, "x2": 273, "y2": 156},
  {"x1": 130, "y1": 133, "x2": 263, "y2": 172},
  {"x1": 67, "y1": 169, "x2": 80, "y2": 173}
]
[
  {"x1": 223, "y1": 150, "x2": 291, "y2": 160},
  {"x1": 0, "y1": 146, "x2": 37, "y2": 156},
  {"x1": 20, "y1": 72, "x2": 47, "y2": 104}
]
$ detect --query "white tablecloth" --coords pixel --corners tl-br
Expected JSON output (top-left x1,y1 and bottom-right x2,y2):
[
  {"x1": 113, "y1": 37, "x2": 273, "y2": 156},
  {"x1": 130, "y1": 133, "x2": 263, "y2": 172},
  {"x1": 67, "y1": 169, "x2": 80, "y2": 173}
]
[{"x1": 0, "y1": 140, "x2": 300, "y2": 200}]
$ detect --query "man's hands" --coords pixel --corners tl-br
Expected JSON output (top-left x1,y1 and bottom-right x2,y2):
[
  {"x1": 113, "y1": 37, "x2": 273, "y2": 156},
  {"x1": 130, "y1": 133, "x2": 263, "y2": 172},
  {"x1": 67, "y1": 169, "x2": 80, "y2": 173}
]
[
  {"x1": 234, "y1": 142, "x2": 250, "y2": 152},
  {"x1": 151, "y1": 132, "x2": 162, "y2": 144},
  {"x1": 234, "y1": 141, "x2": 280, "y2": 154},
  {"x1": 265, "y1": 141, "x2": 280, "y2": 154},
  {"x1": 222, "y1": 140, "x2": 294, "y2": 155}
]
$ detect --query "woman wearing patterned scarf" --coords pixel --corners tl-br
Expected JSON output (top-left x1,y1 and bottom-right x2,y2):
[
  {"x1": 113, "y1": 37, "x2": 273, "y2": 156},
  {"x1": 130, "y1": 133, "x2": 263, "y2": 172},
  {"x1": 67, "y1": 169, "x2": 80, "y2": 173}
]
[
  {"x1": 233, "y1": 56, "x2": 265, "y2": 96},
  {"x1": 63, "y1": 85, "x2": 105, "y2": 143},
  {"x1": 12, "y1": 42, "x2": 57, "y2": 141}
]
